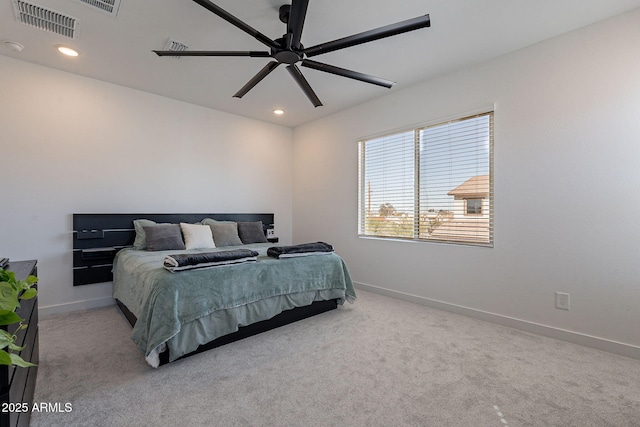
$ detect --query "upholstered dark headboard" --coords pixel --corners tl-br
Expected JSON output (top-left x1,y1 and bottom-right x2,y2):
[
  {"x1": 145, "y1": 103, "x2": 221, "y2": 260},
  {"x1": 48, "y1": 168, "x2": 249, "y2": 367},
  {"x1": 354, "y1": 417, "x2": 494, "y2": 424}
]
[{"x1": 72, "y1": 213, "x2": 274, "y2": 286}]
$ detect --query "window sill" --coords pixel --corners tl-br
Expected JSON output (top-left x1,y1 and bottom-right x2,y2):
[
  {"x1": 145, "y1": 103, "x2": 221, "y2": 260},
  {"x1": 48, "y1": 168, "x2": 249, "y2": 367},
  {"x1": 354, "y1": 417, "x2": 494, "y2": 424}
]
[{"x1": 358, "y1": 234, "x2": 493, "y2": 248}]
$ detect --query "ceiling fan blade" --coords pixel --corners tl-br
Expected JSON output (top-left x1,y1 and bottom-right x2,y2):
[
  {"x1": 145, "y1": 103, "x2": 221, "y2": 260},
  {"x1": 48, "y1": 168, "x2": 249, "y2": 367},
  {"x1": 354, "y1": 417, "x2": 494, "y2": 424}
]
[
  {"x1": 288, "y1": 0, "x2": 309, "y2": 49},
  {"x1": 153, "y1": 50, "x2": 271, "y2": 57},
  {"x1": 192, "y1": 0, "x2": 279, "y2": 50},
  {"x1": 233, "y1": 61, "x2": 280, "y2": 98},
  {"x1": 304, "y1": 14, "x2": 430, "y2": 57},
  {"x1": 301, "y1": 59, "x2": 395, "y2": 88},
  {"x1": 286, "y1": 65, "x2": 323, "y2": 108}
]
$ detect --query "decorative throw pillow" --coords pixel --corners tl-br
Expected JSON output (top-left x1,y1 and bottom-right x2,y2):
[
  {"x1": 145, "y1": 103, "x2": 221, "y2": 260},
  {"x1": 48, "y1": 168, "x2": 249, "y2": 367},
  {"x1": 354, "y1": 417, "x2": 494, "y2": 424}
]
[
  {"x1": 180, "y1": 223, "x2": 216, "y2": 250},
  {"x1": 133, "y1": 219, "x2": 157, "y2": 250},
  {"x1": 237, "y1": 221, "x2": 268, "y2": 244},
  {"x1": 143, "y1": 224, "x2": 185, "y2": 251},
  {"x1": 209, "y1": 222, "x2": 243, "y2": 247},
  {"x1": 199, "y1": 218, "x2": 216, "y2": 226},
  {"x1": 200, "y1": 218, "x2": 235, "y2": 226}
]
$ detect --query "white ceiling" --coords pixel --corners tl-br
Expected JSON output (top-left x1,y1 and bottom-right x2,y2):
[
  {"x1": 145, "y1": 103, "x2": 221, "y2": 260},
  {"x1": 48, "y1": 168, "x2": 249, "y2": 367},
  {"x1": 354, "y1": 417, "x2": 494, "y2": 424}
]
[{"x1": 2, "y1": 0, "x2": 640, "y2": 127}]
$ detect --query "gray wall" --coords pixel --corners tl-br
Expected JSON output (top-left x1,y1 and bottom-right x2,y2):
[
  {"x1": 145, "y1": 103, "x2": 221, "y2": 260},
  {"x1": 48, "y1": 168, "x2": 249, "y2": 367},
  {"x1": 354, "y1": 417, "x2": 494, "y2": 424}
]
[
  {"x1": 1, "y1": 55, "x2": 294, "y2": 314},
  {"x1": 292, "y1": 9, "x2": 640, "y2": 355}
]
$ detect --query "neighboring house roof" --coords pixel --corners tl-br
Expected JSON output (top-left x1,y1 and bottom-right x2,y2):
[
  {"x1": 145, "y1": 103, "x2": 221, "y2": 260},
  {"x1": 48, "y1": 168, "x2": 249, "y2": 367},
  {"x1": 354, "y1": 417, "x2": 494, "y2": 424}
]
[{"x1": 447, "y1": 175, "x2": 490, "y2": 198}]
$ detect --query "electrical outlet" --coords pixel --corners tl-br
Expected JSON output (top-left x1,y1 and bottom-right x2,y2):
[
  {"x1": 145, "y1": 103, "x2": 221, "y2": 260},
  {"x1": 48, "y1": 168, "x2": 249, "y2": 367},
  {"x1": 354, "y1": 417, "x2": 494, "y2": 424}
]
[{"x1": 555, "y1": 292, "x2": 570, "y2": 310}]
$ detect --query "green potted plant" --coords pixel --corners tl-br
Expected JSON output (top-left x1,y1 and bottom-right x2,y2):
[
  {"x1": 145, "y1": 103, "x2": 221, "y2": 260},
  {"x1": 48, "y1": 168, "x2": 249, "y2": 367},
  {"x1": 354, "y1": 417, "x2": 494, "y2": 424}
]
[{"x1": 0, "y1": 269, "x2": 37, "y2": 367}]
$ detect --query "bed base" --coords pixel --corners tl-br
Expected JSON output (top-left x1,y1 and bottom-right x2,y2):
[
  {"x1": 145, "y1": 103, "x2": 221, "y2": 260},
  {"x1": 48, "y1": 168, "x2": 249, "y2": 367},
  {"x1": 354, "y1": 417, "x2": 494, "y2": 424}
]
[{"x1": 115, "y1": 298, "x2": 338, "y2": 366}]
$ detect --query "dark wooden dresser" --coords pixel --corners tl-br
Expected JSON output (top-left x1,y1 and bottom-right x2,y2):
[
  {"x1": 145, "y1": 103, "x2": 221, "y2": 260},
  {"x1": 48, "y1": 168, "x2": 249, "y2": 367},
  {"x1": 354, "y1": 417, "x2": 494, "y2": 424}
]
[{"x1": 0, "y1": 260, "x2": 38, "y2": 427}]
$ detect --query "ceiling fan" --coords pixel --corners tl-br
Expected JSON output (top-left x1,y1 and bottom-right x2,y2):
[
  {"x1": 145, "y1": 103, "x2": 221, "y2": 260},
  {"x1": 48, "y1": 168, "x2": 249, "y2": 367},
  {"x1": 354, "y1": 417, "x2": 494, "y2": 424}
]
[{"x1": 153, "y1": 0, "x2": 431, "y2": 107}]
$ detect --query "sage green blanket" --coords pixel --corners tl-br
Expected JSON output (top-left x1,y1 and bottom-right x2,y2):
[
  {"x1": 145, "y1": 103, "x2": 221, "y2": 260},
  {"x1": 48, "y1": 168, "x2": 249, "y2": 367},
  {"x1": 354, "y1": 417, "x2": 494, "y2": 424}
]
[{"x1": 113, "y1": 244, "x2": 355, "y2": 366}]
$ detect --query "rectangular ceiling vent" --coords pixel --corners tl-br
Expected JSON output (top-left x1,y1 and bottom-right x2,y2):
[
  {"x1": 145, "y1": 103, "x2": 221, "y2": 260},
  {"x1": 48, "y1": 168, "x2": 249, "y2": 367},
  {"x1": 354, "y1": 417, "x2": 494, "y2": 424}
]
[
  {"x1": 12, "y1": 0, "x2": 79, "y2": 38},
  {"x1": 164, "y1": 38, "x2": 190, "y2": 59},
  {"x1": 75, "y1": 0, "x2": 121, "y2": 17}
]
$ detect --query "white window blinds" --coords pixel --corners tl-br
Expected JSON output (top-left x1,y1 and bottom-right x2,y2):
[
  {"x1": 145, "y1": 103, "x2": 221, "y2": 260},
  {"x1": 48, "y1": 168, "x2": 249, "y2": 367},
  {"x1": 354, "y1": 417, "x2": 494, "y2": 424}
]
[{"x1": 359, "y1": 111, "x2": 494, "y2": 246}]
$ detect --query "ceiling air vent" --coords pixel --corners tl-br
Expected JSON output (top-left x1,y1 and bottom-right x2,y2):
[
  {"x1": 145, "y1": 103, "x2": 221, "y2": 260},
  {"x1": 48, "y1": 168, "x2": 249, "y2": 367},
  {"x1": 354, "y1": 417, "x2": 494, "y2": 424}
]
[
  {"x1": 164, "y1": 38, "x2": 190, "y2": 59},
  {"x1": 75, "y1": 0, "x2": 121, "y2": 17},
  {"x1": 12, "y1": 0, "x2": 79, "y2": 38}
]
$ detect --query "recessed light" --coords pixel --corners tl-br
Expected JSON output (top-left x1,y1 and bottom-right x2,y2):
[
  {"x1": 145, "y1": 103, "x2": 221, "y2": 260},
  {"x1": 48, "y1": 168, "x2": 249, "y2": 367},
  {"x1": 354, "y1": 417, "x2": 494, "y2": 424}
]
[
  {"x1": 57, "y1": 45, "x2": 79, "y2": 57},
  {"x1": 273, "y1": 109, "x2": 285, "y2": 115}
]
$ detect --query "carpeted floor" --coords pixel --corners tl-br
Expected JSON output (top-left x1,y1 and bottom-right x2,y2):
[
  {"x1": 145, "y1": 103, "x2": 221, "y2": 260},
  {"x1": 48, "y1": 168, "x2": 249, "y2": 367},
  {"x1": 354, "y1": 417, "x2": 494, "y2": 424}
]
[{"x1": 31, "y1": 289, "x2": 640, "y2": 426}]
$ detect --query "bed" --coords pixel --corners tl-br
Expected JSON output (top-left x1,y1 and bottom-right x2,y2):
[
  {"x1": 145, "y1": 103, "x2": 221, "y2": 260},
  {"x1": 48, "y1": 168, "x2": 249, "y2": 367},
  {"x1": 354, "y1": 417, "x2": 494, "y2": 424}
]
[{"x1": 72, "y1": 213, "x2": 355, "y2": 367}]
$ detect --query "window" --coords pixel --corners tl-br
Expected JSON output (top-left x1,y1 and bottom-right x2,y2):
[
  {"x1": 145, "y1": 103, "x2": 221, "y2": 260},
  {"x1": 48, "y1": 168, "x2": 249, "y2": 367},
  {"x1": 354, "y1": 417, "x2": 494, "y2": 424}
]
[
  {"x1": 465, "y1": 199, "x2": 483, "y2": 215},
  {"x1": 358, "y1": 111, "x2": 493, "y2": 246}
]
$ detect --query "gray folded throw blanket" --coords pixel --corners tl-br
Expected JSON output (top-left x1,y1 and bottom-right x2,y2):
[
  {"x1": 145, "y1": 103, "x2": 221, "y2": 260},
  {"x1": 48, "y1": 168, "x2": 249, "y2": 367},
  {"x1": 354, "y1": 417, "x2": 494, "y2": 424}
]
[
  {"x1": 163, "y1": 249, "x2": 259, "y2": 272},
  {"x1": 267, "y1": 242, "x2": 334, "y2": 259}
]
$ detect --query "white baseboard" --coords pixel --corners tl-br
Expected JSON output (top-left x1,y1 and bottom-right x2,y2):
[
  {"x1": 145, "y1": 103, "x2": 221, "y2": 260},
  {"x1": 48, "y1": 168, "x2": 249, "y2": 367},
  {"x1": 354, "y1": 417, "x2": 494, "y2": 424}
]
[
  {"x1": 39, "y1": 296, "x2": 115, "y2": 317},
  {"x1": 354, "y1": 281, "x2": 640, "y2": 360}
]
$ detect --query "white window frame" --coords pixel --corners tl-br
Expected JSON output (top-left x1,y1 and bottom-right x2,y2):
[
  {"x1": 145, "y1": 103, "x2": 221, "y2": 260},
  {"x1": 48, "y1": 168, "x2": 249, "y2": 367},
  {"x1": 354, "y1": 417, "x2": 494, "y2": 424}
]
[{"x1": 358, "y1": 111, "x2": 494, "y2": 247}]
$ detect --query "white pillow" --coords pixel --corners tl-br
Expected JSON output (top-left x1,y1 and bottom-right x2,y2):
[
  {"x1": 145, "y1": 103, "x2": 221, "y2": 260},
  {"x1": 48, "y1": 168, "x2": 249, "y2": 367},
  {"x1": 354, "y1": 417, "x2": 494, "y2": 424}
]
[{"x1": 180, "y1": 223, "x2": 215, "y2": 250}]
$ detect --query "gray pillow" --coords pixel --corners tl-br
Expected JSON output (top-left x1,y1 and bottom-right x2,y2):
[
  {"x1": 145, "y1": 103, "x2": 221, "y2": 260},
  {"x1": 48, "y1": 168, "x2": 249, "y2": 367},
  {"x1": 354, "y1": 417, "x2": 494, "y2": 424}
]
[
  {"x1": 143, "y1": 224, "x2": 185, "y2": 251},
  {"x1": 200, "y1": 218, "x2": 234, "y2": 226},
  {"x1": 237, "y1": 221, "x2": 268, "y2": 244},
  {"x1": 133, "y1": 219, "x2": 157, "y2": 250},
  {"x1": 209, "y1": 222, "x2": 243, "y2": 247}
]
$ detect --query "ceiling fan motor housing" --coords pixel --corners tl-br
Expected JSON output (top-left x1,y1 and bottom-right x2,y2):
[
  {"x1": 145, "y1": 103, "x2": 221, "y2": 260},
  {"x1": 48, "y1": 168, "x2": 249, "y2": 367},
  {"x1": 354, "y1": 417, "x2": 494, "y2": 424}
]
[{"x1": 273, "y1": 37, "x2": 304, "y2": 64}]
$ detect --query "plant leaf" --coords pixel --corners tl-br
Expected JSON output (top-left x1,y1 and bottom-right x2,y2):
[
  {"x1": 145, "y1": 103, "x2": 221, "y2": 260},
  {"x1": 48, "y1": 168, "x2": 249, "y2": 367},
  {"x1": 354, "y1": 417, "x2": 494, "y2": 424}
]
[
  {"x1": 0, "y1": 310, "x2": 22, "y2": 326},
  {"x1": 8, "y1": 342, "x2": 25, "y2": 351},
  {"x1": 20, "y1": 288, "x2": 37, "y2": 300},
  {"x1": 0, "y1": 337, "x2": 11, "y2": 350},
  {"x1": 0, "y1": 284, "x2": 18, "y2": 311},
  {"x1": 0, "y1": 271, "x2": 15, "y2": 283},
  {"x1": 9, "y1": 353, "x2": 36, "y2": 367},
  {"x1": 0, "y1": 350, "x2": 11, "y2": 366}
]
